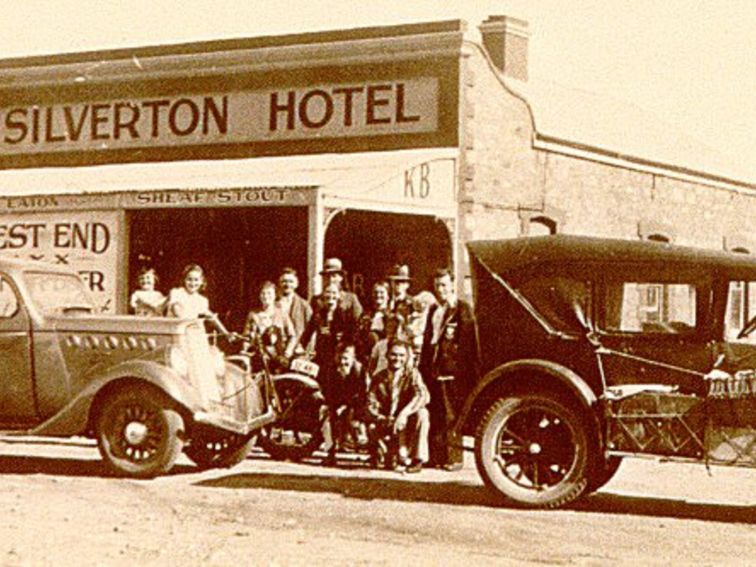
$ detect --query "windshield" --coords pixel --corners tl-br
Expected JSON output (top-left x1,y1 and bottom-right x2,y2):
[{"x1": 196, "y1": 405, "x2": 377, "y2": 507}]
[
  {"x1": 24, "y1": 271, "x2": 95, "y2": 316},
  {"x1": 726, "y1": 280, "x2": 756, "y2": 344}
]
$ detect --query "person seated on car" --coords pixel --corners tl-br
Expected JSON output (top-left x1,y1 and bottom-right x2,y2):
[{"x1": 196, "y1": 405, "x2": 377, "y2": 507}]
[
  {"x1": 365, "y1": 339, "x2": 430, "y2": 473},
  {"x1": 320, "y1": 342, "x2": 369, "y2": 466},
  {"x1": 166, "y1": 264, "x2": 212, "y2": 320},
  {"x1": 243, "y1": 281, "x2": 297, "y2": 372},
  {"x1": 130, "y1": 267, "x2": 166, "y2": 317}
]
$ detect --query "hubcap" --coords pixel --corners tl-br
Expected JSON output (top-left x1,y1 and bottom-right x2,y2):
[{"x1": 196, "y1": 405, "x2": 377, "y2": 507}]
[
  {"x1": 494, "y1": 405, "x2": 577, "y2": 492},
  {"x1": 124, "y1": 421, "x2": 149, "y2": 445}
]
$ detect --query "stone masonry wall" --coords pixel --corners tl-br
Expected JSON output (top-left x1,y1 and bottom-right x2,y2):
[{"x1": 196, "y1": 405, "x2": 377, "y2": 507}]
[{"x1": 459, "y1": 45, "x2": 756, "y2": 255}]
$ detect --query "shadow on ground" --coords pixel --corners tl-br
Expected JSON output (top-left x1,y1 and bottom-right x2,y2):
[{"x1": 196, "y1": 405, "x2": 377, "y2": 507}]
[
  {"x1": 0, "y1": 455, "x2": 195, "y2": 478},
  {"x1": 196, "y1": 468, "x2": 756, "y2": 524}
]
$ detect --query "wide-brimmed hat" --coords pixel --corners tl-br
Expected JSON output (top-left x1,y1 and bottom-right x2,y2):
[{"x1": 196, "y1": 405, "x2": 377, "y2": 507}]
[
  {"x1": 320, "y1": 257, "x2": 345, "y2": 275},
  {"x1": 387, "y1": 264, "x2": 411, "y2": 282}
]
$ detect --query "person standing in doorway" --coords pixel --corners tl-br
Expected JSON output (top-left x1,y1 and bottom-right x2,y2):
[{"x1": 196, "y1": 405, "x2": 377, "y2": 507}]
[
  {"x1": 356, "y1": 280, "x2": 392, "y2": 363},
  {"x1": 419, "y1": 268, "x2": 480, "y2": 471},
  {"x1": 387, "y1": 264, "x2": 414, "y2": 323},
  {"x1": 276, "y1": 267, "x2": 312, "y2": 347},
  {"x1": 311, "y1": 258, "x2": 362, "y2": 321}
]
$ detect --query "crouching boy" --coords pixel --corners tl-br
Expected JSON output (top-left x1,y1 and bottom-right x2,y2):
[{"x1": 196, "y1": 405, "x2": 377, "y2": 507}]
[{"x1": 365, "y1": 339, "x2": 430, "y2": 472}]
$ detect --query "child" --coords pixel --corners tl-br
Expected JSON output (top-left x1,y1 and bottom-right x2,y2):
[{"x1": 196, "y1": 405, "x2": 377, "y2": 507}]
[
  {"x1": 130, "y1": 267, "x2": 166, "y2": 317},
  {"x1": 166, "y1": 264, "x2": 211, "y2": 319}
]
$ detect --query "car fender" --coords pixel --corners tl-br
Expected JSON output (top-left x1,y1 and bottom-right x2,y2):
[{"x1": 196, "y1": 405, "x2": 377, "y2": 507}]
[
  {"x1": 456, "y1": 358, "x2": 599, "y2": 436},
  {"x1": 31, "y1": 360, "x2": 202, "y2": 437},
  {"x1": 271, "y1": 372, "x2": 322, "y2": 392}
]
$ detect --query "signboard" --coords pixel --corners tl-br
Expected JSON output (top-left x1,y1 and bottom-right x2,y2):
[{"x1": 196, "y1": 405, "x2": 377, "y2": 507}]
[
  {"x1": 0, "y1": 78, "x2": 438, "y2": 156},
  {"x1": 0, "y1": 211, "x2": 119, "y2": 312}
]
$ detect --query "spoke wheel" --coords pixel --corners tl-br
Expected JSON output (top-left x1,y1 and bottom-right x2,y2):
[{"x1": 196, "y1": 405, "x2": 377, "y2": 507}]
[
  {"x1": 185, "y1": 433, "x2": 256, "y2": 470},
  {"x1": 475, "y1": 395, "x2": 589, "y2": 508},
  {"x1": 96, "y1": 387, "x2": 184, "y2": 478},
  {"x1": 258, "y1": 378, "x2": 325, "y2": 461},
  {"x1": 587, "y1": 456, "x2": 623, "y2": 494}
]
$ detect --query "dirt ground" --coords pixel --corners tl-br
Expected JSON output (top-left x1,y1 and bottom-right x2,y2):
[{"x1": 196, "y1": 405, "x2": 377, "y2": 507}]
[{"x1": 0, "y1": 437, "x2": 753, "y2": 566}]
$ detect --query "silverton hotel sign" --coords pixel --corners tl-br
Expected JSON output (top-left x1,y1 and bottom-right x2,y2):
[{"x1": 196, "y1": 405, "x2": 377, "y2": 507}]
[{"x1": 0, "y1": 78, "x2": 439, "y2": 156}]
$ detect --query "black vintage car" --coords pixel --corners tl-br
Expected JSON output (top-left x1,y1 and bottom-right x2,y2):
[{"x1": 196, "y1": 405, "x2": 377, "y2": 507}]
[{"x1": 459, "y1": 236, "x2": 755, "y2": 508}]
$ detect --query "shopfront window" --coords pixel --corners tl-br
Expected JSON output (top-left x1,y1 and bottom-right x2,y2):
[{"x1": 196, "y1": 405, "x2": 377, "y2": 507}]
[{"x1": 604, "y1": 281, "x2": 697, "y2": 334}]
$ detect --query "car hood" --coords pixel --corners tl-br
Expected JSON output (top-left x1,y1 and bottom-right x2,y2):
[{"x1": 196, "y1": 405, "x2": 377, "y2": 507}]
[{"x1": 44, "y1": 314, "x2": 194, "y2": 335}]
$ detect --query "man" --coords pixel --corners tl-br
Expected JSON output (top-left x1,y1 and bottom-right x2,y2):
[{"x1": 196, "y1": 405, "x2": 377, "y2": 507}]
[
  {"x1": 311, "y1": 258, "x2": 363, "y2": 321},
  {"x1": 366, "y1": 339, "x2": 430, "y2": 473},
  {"x1": 419, "y1": 268, "x2": 480, "y2": 471},
  {"x1": 387, "y1": 264, "x2": 414, "y2": 322},
  {"x1": 276, "y1": 267, "x2": 312, "y2": 345},
  {"x1": 320, "y1": 342, "x2": 368, "y2": 465}
]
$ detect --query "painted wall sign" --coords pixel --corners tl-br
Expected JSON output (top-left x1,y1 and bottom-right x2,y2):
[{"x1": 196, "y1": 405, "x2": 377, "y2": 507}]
[
  {"x1": 0, "y1": 78, "x2": 438, "y2": 156},
  {"x1": 0, "y1": 211, "x2": 119, "y2": 312},
  {"x1": 120, "y1": 186, "x2": 314, "y2": 209}
]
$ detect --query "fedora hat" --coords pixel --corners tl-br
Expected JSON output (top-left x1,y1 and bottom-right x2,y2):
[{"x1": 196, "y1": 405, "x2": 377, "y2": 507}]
[
  {"x1": 387, "y1": 264, "x2": 411, "y2": 281},
  {"x1": 320, "y1": 257, "x2": 345, "y2": 275}
]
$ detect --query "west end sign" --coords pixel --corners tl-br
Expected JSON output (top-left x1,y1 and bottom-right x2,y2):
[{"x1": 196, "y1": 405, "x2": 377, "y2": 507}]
[{"x1": 0, "y1": 78, "x2": 439, "y2": 158}]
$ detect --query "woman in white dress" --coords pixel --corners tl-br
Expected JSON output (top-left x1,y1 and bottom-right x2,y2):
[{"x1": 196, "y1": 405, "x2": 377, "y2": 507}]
[{"x1": 166, "y1": 264, "x2": 211, "y2": 319}]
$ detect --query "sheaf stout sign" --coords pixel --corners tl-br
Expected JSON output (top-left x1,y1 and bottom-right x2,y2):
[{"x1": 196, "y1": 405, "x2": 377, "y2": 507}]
[
  {"x1": 0, "y1": 212, "x2": 119, "y2": 312},
  {"x1": 0, "y1": 78, "x2": 438, "y2": 156}
]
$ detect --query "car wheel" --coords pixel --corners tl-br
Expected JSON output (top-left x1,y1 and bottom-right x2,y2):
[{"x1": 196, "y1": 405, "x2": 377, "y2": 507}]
[
  {"x1": 96, "y1": 388, "x2": 185, "y2": 478},
  {"x1": 258, "y1": 378, "x2": 325, "y2": 461},
  {"x1": 586, "y1": 456, "x2": 623, "y2": 494},
  {"x1": 185, "y1": 433, "x2": 256, "y2": 470},
  {"x1": 475, "y1": 395, "x2": 590, "y2": 509}
]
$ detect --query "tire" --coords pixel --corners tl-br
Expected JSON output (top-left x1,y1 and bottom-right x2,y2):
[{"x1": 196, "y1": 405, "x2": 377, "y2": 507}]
[
  {"x1": 185, "y1": 433, "x2": 256, "y2": 470},
  {"x1": 258, "y1": 378, "x2": 325, "y2": 461},
  {"x1": 475, "y1": 395, "x2": 590, "y2": 509},
  {"x1": 586, "y1": 456, "x2": 622, "y2": 494},
  {"x1": 96, "y1": 387, "x2": 185, "y2": 478}
]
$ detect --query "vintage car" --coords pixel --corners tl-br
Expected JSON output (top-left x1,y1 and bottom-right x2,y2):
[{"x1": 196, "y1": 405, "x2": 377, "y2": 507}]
[
  {"x1": 0, "y1": 259, "x2": 276, "y2": 477},
  {"x1": 460, "y1": 236, "x2": 755, "y2": 508}
]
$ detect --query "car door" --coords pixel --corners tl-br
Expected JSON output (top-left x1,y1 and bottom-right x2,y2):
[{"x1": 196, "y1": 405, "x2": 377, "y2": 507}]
[
  {"x1": 595, "y1": 269, "x2": 715, "y2": 395},
  {"x1": 0, "y1": 273, "x2": 37, "y2": 425}
]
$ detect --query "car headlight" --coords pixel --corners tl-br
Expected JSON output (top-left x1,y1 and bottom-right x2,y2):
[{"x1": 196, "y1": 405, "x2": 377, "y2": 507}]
[{"x1": 167, "y1": 345, "x2": 189, "y2": 376}]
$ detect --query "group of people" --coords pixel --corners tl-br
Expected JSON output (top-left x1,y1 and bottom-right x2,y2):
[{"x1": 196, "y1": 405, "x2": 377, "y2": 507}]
[{"x1": 129, "y1": 258, "x2": 480, "y2": 474}]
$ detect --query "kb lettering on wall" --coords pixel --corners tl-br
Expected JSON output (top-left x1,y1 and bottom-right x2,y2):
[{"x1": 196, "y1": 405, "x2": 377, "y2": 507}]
[{"x1": 0, "y1": 212, "x2": 119, "y2": 312}]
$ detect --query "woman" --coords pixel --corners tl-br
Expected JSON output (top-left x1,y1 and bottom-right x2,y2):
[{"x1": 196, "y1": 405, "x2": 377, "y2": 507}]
[
  {"x1": 244, "y1": 281, "x2": 297, "y2": 368},
  {"x1": 166, "y1": 264, "x2": 211, "y2": 319},
  {"x1": 356, "y1": 281, "x2": 393, "y2": 362}
]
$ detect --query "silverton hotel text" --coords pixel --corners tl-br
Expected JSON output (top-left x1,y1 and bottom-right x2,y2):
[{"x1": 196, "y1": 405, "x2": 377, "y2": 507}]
[{"x1": 0, "y1": 78, "x2": 438, "y2": 155}]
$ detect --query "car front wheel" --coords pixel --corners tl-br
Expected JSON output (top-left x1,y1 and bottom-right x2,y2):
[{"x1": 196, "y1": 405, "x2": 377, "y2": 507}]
[
  {"x1": 96, "y1": 388, "x2": 185, "y2": 478},
  {"x1": 475, "y1": 395, "x2": 590, "y2": 509}
]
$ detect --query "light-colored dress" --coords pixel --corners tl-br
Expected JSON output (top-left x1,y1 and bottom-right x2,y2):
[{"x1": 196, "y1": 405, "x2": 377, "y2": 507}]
[
  {"x1": 166, "y1": 287, "x2": 209, "y2": 319},
  {"x1": 130, "y1": 289, "x2": 166, "y2": 317}
]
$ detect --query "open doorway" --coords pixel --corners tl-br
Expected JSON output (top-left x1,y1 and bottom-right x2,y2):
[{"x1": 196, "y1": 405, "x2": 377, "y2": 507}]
[
  {"x1": 324, "y1": 210, "x2": 452, "y2": 303},
  {"x1": 128, "y1": 206, "x2": 308, "y2": 331}
]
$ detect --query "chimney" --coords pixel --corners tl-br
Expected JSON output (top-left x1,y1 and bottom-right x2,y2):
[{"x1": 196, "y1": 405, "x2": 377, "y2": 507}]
[{"x1": 478, "y1": 15, "x2": 530, "y2": 81}]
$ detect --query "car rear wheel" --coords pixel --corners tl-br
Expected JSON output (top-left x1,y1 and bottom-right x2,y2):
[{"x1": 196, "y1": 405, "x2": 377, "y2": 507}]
[
  {"x1": 587, "y1": 456, "x2": 623, "y2": 494},
  {"x1": 96, "y1": 388, "x2": 185, "y2": 478},
  {"x1": 185, "y1": 433, "x2": 256, "y2": 470},
  {"x1": 475, "y1": 395, "x2": 590, "y2": 509}
]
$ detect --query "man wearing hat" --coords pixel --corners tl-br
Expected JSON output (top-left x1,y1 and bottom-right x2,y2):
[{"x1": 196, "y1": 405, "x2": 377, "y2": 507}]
[
  {"x1": 311, "y1": 257, "x2": 363, "y2": 322},
  {"x1": 387, "y1": 264, "x2": 414, "y2": 323}
]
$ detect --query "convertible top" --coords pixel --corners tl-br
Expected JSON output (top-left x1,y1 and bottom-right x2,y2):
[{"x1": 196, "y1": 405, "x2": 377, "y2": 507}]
[{"x1": 467, "y1": 235, "x2": 756, "y2": 277}]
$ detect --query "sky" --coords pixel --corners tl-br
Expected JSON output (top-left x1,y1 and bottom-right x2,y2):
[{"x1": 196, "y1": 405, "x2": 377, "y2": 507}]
[{"x1": 2, "y1": 0, "x2": 755, "y2": 181}]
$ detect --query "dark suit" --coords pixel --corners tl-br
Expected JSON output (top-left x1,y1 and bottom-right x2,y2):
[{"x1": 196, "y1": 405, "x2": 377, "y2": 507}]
[
  {"x1": 419, "y1": 298, "x2": 480, "y2": 467},
  {"x1": 311, "y1": 290, "x2": 363, "y2": 322},
  {"x1": 299, "y1": 303, "x2": 359, "y2": 377},
  {"x1": 277, "y1": 292, "x2": 312, "y2": 343}
]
